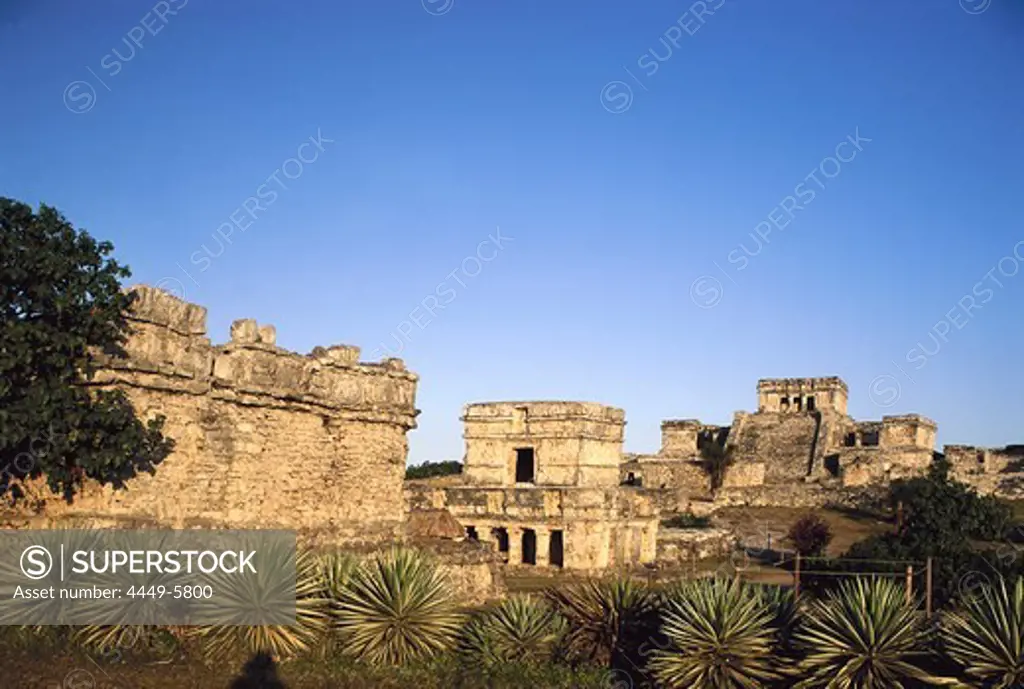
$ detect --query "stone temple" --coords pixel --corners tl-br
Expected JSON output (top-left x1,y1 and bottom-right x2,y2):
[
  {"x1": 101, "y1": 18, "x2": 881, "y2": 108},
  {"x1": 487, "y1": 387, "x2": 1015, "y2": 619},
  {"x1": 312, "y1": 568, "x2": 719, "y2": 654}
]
[{"x1": 10, "y1": 286, "x2": 1024, "y2": 579}]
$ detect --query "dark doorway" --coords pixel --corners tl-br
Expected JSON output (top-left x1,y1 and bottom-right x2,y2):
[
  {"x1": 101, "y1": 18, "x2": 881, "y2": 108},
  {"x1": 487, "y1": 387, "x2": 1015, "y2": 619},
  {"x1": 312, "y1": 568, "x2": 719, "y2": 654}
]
[
  {"x1": 824, "y1": 454, "x2": 841, "y2": 477},
  {"x1": 492, "y1": 527, "x2": 509, "y2": 562},
  {"x1": 844, "y1": 432, "x2": 857, "y2": 447},
  {"x1": 515, "y1": 448, "x2": 535, "y2": 483},
  {"x1": 807, "y1": 395, "x2": 816, "y2": 411},
  {"x1": 549, "y1": 530, "x2": 564, "y2": 568},
  {"x1": 522, "y1": 529, "x2": 537, "y2": 565},
  {"x1": 466, "y1": 526, "x2": 478, "y2": 541}
]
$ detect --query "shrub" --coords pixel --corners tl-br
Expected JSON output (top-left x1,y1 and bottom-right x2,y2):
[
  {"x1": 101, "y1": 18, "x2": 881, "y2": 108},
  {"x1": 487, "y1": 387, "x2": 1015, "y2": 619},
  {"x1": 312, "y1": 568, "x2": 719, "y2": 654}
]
[
  {"x1": 334, "y1": 548, "x2": 463, "y2": 665},
  {"x1": 649, "y1": 578, "x2": 784, "y2": 688},
  {"x1": 661, "y1": 512, "x2": 711, "y2": 529},
  {"x1": 943, "y1": 575, "x2": 1024, "y2": 687},
  {"x1": 788, "y1": 514, "x2": 833, "y2": 557},
  {"x1": 793, "y1": 577, "x2": 952, "y2": 688},
  {"x1": 186, "y1": 546, "x2": 330, "y2": 661},
  {"x1": 544, "y1": 577, "x2": 657, "y2": 667},
  {"x1": 458, "y1": 596, "x2": 566, "y2": 669}
]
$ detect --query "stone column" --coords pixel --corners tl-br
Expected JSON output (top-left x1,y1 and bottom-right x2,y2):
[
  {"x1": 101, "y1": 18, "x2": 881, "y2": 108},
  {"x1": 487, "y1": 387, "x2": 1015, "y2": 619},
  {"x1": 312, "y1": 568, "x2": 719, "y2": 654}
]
[
  {"x1": 508, "y1": 526, "x2": 523, "y2": 566},
  {"x1": 536, "y1": 528, "x2": 551, "y2": 567}
]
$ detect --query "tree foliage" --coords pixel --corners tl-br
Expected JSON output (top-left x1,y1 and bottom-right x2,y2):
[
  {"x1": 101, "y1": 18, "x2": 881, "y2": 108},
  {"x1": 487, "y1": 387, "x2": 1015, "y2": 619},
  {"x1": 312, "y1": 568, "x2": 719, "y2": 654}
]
[
  {"x1": 788, "y1": 513, "x2": 834, "y2": 558},
  {"x1": 0, "y1": 198, "x2": 173, "y2": 503},
  {"x1": 808, "y1": 458, "x2": 1019, "y2": 607},
  {"x1": 405, "y1": 460, "x2": 463, "y2": 480},
  {"x1": 698, "y1": 442, "x2": 734, "y2": 494}
]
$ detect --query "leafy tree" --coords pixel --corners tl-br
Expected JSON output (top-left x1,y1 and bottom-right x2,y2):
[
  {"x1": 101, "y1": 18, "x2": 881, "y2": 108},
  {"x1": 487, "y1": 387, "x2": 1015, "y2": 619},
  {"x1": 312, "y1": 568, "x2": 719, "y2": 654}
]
[
  {"x1": 698, "y1": 442, "x2": 734, "y2": 494},
  {"x1": 0, "y1": 198, "x2": 173, "y2": 503},
  {"x1": 807, "y1": 458, "x2": 1019, "y2": 607},
  {"x1": 890, "y1": 457, "x2": 1010, "y2": 544},
  {"x1": 405, "y1": 460, "x2": 463, "y2": 480},
  {"x1": 788, "y1": 514, "x2": 834, "y2": 558}
]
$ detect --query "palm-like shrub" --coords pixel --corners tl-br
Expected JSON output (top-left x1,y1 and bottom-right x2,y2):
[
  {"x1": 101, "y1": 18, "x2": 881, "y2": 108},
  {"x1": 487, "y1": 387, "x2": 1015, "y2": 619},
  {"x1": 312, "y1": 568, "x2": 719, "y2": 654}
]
[
  {"x1": 334, "y1": 547, "x2": 463, "y2": 665},
  {"x1": 544, "y1": 577, "x2": 657, "y2": 666},
  {"x1": 459, "y1": 595, "x2": 566, "y2": 669},
  {"x1": 186, "y1": 547, "x2": 330, "y2": 661},
  {"x1": 793, "y1": 577, "x2": 953, "y2": 688},
  {"x1": 943, "y1": 575, "x2": 1024, "y2": 687},
  {"x1": 649, "y1": 577, "x2": 783, "y2": 688}
]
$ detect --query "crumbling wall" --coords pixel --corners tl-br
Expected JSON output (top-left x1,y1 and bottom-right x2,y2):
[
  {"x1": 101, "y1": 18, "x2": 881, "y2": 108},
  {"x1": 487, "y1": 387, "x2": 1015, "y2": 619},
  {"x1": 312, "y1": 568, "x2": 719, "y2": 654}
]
[
  {"x1": 726, "y1": 412, "x2": 819, "y2": 484},
  {"x1": 19, "y1": 286, "x2": 419, "y2": 545},
  {"x1": 947, "y1": 445, "x2": 1024, "y2": 499}
]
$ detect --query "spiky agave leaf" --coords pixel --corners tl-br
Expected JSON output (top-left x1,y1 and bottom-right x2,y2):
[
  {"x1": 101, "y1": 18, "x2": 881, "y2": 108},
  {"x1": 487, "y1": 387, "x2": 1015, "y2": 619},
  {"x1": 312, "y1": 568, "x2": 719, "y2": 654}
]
[
  {"x1": 648, "y1": 577, "x2": 782, "y2": 688},
  {"x1": 544, "y1": 576, "x2": 657, "y2": 666},
  {"x1": 943, "y1": 575, "x2": 1024, "y2": 688},
  {"x1": 318, "y1": 550, "x2": 358, "y2": 603},
  {"x1": 334, "y1": 547, "x2": 463, "y2": 665},
  {"x1": 186, "y1": 545, "x2": 329, "y2": 662},
  {"x1": 458, "y1": 595, "x2": 566, "y2": 669},
  {"x1": 793, "y1": 577, "x2": 957, "y2": 688}
]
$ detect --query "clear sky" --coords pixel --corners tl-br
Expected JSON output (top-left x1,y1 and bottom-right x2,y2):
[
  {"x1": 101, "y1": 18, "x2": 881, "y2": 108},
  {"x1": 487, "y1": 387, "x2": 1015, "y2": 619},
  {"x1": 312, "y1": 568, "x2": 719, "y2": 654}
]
[{"x1": 2, "y1": 0, "x2": 1022, "y2": 465}]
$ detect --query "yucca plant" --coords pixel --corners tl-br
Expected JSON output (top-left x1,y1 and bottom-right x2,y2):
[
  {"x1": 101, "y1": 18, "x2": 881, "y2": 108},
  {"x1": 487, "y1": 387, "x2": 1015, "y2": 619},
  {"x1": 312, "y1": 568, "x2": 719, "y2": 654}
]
[
  {"x1": 334, "y1": 547, "x2": 463, "y2": 665},
  {"x1": 544, "y1": 576, "x2": 657, "y2": 666},
  {"x1": 459, "y1": 595, "x2": 567, "y2": 669},
  {"x1": 186, "y1": 545, "x2": 330, "y2": 661},
  {"x1": 648, "y1": 577, "x2": 783, "y2": 688},
  {"x1": 794, "y1": 577, "x2": 956, "y2": 688},
  {"x1": 943, "y1": 575, "x2": 1024, "y2": 688}
]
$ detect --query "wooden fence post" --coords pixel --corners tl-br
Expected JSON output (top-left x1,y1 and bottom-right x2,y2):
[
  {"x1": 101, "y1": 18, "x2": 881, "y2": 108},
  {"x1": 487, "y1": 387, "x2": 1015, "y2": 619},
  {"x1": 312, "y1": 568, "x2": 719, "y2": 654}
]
[
  {"x1": 905, "y1": 565, "x2": 914, "y2": 605},
  {"x1": 926, "y1": 558, "x2": 933, "y2": 619},
  {"x1": 794, "y1": 553, "x2": 801, "y2": 601}
]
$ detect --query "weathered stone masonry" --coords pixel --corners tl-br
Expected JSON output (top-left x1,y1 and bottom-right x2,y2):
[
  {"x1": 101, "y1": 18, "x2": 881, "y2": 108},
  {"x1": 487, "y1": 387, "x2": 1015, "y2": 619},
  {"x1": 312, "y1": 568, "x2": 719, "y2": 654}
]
[
  {"x1": 28, "y1": 286, "x2": 419, "y2": 545},
  {"x1": 408, "y1": 402, "x2": 659, "y2": 572}
]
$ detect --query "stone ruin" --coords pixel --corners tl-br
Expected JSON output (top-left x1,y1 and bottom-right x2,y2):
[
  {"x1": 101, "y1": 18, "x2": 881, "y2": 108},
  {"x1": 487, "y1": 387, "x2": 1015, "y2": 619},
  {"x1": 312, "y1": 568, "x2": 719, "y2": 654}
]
[
  {"x1": 10, "y1": 286, "x2": 1018, "y2": 580},
  {"x1": 623, "y1": 377, "x2": 938, "y2": 509},
  {"x1": 405, "y1": 402, "x2": 662, "y2": 571},
  {"x1": 15, "y1": 285, "x2": 419, "y2": 547}
]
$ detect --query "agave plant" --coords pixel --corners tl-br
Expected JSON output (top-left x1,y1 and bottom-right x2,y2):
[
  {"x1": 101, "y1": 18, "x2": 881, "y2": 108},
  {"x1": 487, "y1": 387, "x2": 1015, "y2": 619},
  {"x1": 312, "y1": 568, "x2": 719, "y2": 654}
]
[
  {"x1": 458, "y1": 595, "x2": 566, "y2": 669},
  {"x1": 648, "y1": 577, "x2": 783, "y2": 688},
  {"x1": 943, "y1": 575, "x2": 1024, "y2": 688},
  {"x1": 793, "y1": 577, "x2": 955, "y2": 688},
  {"x1": 544, "y1": 576, "x2": 657, "y2": 666},
  {"x1": 334, "y1": 547, "x2": 463, "y2": 665},
  {"x1": 186, "y1": 545, "x2": 330, "y2": 661}
]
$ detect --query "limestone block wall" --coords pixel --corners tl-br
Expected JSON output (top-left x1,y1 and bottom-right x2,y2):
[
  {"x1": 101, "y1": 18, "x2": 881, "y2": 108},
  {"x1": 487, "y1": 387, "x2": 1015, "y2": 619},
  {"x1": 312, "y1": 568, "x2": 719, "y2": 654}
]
[
  {"x1": 726, "y1": 411, "x2": 819, "y2": 484},
  {"x1": 946, "y1": 444, "x2": 1024, "y2": 498},
  {"x1": 407, "y1": 483, "x2": 658, "y2": 571},
  {"x1": 24, "y1": 286, "x2": 419, "y2": 545},
  {"x1": 462, "y1": 402, "x2": 625, "y2": 488},
  {"x1": 757, "y1": 377, "x2": 848, "y2": 415}
]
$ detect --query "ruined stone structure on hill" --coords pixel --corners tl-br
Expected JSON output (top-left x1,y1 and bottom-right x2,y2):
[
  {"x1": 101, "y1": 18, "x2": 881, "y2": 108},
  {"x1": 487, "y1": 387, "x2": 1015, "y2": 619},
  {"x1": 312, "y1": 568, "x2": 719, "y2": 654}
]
[
  {"x1": 406, "y1": 402, "x2": 660, "y2": 571},
  {"x1": 622, "y1": 377, "x2": 937, "y2": 507}
]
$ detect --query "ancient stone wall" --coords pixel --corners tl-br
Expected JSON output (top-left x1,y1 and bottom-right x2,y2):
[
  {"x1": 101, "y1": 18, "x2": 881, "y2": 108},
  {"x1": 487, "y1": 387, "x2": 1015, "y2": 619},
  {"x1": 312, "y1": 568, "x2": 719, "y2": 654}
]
[
  {"x1": 947, "y1": 444, "x2": 1024, "y2": 499},
  {"x1": 22, "y1": 286, "x2": 419, "y2": 545},
  {"x1": 757, "y1": 377, "x2": 848, "y2": 415},
  {"x1": 407, "y1": 482, "x2": 659, "y2": 571},
  {"x1": 726, "y1": 411, "x2": 819, "y2": 484},
  {"x1": 462, "y1": 402, "x2": 625, "y2": 488}
]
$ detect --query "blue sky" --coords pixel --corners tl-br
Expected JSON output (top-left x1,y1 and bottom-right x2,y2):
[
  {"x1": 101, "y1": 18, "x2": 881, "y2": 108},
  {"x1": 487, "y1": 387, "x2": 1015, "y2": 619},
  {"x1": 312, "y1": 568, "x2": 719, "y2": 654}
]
[{"x1": 2, "y1": 0, "x2": 1022, "y2": 464}]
